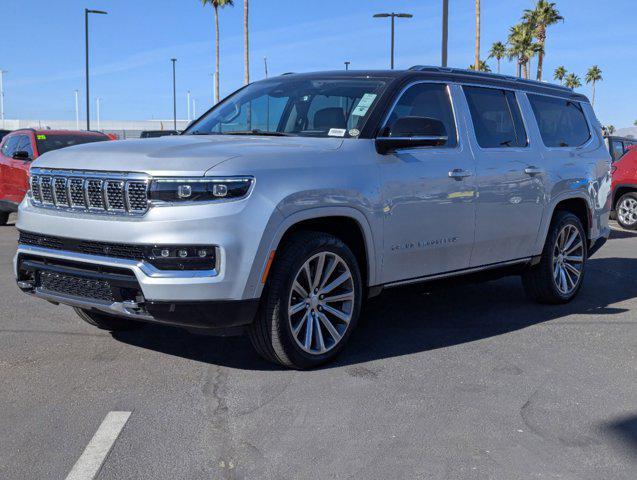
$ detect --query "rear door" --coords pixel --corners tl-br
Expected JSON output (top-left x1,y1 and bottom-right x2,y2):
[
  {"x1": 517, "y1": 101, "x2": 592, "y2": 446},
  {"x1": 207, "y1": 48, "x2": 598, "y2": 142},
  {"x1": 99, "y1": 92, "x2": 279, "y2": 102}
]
[{"x1": 462, "y1": 86, "x2": 546, "y2": 266}]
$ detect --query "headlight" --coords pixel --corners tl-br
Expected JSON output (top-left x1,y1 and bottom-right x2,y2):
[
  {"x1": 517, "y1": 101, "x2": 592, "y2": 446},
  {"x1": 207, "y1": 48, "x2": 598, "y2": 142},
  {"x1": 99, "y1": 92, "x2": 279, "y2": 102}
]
[{"x1": 149, "y1": 176, "x2": 253, "y2": 203}]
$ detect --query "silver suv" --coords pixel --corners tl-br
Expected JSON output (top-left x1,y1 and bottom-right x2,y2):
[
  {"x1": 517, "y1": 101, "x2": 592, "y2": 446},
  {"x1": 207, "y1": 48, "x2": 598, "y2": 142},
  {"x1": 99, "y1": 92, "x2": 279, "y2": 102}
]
[{"x1": 15, "y1": 67, "x2": 611, "y2": 368}]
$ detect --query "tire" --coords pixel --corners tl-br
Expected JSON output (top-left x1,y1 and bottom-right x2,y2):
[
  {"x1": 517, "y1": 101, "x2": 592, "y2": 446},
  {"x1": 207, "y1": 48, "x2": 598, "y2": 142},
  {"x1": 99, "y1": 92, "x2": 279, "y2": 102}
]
[
  {"x1": 522, "y1": 211, "x2": 588, "y2": 304},
  {"x1": 74, "y1": 307, "x2": 144, "y2": 332},
  {"x1": 0, "y1": 211, "x2": 9, "y2": 226},
  {"x1": 248, "y1": 231, "x2": 362, "y2": 369},
  {"x1": 616, "y1": 192, "x2": 637, "y2": 230}
]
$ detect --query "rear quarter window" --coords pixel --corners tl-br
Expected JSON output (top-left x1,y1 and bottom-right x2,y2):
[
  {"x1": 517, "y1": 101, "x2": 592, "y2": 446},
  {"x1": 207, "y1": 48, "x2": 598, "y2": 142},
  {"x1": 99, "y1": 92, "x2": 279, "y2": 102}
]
[{"x1": 528, "y1": 94, "x2": 591, "y2": 148}]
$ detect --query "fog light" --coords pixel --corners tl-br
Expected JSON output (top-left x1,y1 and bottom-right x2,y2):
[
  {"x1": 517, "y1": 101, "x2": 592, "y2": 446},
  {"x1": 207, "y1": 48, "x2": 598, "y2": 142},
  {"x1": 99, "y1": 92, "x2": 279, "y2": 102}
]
[
  {"x1": 161, "y1": 249, "x2": 170, "y2": 257},
  {"x1": 178, "y1": 249, "x2": 188, "y2": 258},
  {"x1": 197, "y1": 249, "x2": 207, "y2": 258}
]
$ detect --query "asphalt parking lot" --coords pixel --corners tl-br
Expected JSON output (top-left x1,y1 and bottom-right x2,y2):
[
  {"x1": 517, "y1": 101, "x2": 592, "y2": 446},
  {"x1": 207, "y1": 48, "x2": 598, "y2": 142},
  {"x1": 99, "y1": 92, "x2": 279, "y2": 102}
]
[{"x1": 1, "y1": 213, "x2": 636, "y2": 480}]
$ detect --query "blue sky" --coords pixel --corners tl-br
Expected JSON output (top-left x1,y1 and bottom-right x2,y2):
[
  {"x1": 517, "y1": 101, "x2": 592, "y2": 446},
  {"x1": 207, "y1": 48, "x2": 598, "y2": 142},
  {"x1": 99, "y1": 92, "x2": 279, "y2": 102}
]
[{"x1": 3, "y1": 0, "x2": 635, "y2": 127}]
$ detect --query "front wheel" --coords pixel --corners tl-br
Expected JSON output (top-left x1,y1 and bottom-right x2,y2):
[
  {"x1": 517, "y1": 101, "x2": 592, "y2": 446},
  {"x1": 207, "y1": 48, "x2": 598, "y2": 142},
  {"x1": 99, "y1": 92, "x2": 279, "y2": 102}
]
[
  {"x1": 74, "y1": 308, "x2": 144, "y2": 332},
  {"x1": 248, "y1": 231, "x2": 362, "y2": 369},
  {"x1": 522, "y1": 211, "x2": 587, "y2": 304},
  {"x1": 616, "y1": 193, "x2": 637, "y2": 230}
]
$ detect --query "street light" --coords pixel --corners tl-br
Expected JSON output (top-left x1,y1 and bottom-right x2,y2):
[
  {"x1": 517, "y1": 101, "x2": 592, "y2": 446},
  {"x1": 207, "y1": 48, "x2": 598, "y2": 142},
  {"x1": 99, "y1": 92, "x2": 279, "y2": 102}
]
[
  {"x1": 74, "y1": 90, "x2": 79, "y2": 130},
  {"x1": 373, "y1": 12, "x2": 413, "y2": 69},
  {"x1": 85, "y1": 8, "x2": 107, "y2": 131},
  {"x1": 441, "y1": 0, "x2": 449, "y2": 67},
  {"x1": 96, "y1": 96, "x2": 101, "y2": 131},
  {"x1": 0, "y1": 70, "x2": 6, "y2": 129},
  {"x1": 344, "y1": 61, "x2": 351, "y2": 71},
  {"x1": 171, "y1": 59, "x2": 177, "y2": 130}
]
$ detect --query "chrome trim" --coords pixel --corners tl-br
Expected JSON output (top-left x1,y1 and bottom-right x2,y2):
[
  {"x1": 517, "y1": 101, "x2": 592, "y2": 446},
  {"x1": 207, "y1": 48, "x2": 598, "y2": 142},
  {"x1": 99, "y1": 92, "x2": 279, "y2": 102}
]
[
  {"x1": 16, "y1": 244, "x2": 219, "y2": 279},
  {"x1": 27, "y1": 288, "x2": 155, "y2": 321},
  {"x1": 29, "y1": 168, "x2": 150, "y2": 216}
]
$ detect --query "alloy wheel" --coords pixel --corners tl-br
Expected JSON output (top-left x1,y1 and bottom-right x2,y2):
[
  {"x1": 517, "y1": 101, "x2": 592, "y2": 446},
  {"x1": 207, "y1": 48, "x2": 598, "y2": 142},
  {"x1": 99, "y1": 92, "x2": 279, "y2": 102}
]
[
  {"x1": 552, "y1": 224, "x2": 584, "y2": 296},
  {"x1": 287, "y1": 252, "x2": 355, "y2": 355},
  {"x1": 618, "y1": 197, "x2": 637, "y2": 226}
]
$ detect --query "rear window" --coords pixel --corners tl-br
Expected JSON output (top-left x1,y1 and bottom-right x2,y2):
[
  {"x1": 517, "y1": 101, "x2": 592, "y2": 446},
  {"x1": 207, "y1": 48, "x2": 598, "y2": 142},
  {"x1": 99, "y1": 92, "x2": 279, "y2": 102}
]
[
  {"x1": 528, "y1": 95, "x2": 591, "y2": 148},
  {"x1": 36, "y1": 134, "x2": 108, "y2": 155},
  {"x1": 463, "y1": 86, "x2": 528, "y2": 148}
]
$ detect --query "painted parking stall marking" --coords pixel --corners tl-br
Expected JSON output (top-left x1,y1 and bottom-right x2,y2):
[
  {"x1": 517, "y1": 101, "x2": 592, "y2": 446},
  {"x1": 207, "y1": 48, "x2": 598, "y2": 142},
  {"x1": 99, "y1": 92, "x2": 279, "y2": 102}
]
[{"x1": 65, "y1": 411, "x2": 131, "y2": 480}]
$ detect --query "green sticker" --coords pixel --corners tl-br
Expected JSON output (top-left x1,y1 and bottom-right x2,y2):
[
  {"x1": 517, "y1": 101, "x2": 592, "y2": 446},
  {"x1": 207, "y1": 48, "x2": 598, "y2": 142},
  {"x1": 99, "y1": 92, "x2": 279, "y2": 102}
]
[
  {"x1": 37, "y1": 134, "x2": 47, "y2": 140},
  {"x1": 352, "y1": 93, "x2": 378, "y2": 116}
]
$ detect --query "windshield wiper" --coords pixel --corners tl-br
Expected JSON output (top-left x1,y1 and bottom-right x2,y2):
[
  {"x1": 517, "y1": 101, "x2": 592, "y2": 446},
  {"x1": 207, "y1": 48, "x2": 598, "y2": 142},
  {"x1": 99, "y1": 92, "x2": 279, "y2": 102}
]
[{"x1": 224, "y1": 130, "x2": 292, "y2": 137}]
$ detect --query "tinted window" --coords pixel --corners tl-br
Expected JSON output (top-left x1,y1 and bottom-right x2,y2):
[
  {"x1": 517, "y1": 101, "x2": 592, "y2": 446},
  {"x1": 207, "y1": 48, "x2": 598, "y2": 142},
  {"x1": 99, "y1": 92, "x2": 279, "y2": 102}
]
[
  {"x1": 385, "y1": 83, "x2": 457, "y2": 147},
  {"x1": 464, "y1": 86, "x2": 528, "y2": 148},
  {"x1": 528, "y1": 94, "x2": 591, "y2": 147},
  {"x1": 35, "y1": 134, "x2": 108, "y2": 155},
  {"x1": 610, "y1": 140, "x2": 625, "y2": 162},
  {"x1": 1, "y1": 135, "x2": 20, "y2": 157}
]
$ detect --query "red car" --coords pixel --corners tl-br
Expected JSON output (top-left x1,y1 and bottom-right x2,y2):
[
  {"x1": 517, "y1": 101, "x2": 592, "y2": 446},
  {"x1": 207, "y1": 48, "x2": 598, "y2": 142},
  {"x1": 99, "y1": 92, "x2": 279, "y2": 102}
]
[
  {"x1": 0, "y1": 129, "x2": 110, "y2": 225},
  {"x1": 611, "y1": 143, "x2": 637, "y2": 229}
]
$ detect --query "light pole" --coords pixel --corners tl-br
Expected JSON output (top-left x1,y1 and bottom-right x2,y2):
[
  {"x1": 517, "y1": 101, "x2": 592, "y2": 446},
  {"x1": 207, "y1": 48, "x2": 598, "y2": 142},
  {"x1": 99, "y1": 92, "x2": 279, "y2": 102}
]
[
  {"x1": 192, "y1": 98, "x2": 197, "y2": 119},
  {"x1": 442, "y1": 0, "x2": 449, "y2": 67},
  {"x1": 96, "y1": 96, "x2": 101, "y2": 131},
  {"x1": 264, "y1": 57, "x2": 269, "y2": 79},
  {"x1": 0, "y1": 70, "x2": 6, "y2": 129},
  {"x1": 171, "y1": 58, "x2": 177, "y2": 130},
  {"x1": 373, "y1": 12, "x2": 413, "y2": 69},
  {"x1": 74, "y1": 90, "x2": 79, "y2": 129},
  {"x1": 187, "y1": 90, "x2": 191, "y2": 121},
  {"x1": 85, "y1": 8, "x2": 107, "y2": 131},
  {"x1": 344, "y1": 61, "x2": 351, "y2": 71}
]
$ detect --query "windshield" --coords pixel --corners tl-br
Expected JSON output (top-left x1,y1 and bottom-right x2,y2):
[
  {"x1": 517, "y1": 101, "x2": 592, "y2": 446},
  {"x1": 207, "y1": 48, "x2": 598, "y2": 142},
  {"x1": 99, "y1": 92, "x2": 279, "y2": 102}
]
[
  {"x1": 36, "y1": 134, "x2": 109, "y2": 155},
  {"x1": 185, "y1": 77, "x2": 389, "y2": 138}
]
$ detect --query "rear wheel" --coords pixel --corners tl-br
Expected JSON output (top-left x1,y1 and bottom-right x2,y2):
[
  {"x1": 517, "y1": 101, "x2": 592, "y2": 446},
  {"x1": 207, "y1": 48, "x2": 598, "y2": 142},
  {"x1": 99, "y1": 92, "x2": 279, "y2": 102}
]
[
  {"x1": 0, "y1": 212, "x2": 9, "y2": 226},
  {"x1": 74, "y1": 307, "x2": 144, "y2": 332},
  {"x1": 522, "y1": 211, "x2": 587, "y2": 304},
  {"x1": 616, "y1": 193, "x2": 637, "y2": 230},
  {"x1": 248, "y1": 231, "x2": 362, "y2": 369}
]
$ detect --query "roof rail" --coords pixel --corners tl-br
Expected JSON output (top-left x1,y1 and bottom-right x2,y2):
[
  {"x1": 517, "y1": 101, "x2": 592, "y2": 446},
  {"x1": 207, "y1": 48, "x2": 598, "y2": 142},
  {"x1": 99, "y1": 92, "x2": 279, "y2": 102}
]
[{"x1": 408, "y1": 65, "x2": 572, "y2": 93}]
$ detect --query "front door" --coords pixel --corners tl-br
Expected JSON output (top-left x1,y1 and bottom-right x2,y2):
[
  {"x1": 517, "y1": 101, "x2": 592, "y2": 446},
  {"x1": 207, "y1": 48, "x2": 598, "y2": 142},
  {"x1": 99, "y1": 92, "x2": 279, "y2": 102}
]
[
  {"x1": 380, "y1": 83, "x2": 477, "y2": 284},
  {"x1": 462, "y1": 86, "x2": 546, "y2": 266}
]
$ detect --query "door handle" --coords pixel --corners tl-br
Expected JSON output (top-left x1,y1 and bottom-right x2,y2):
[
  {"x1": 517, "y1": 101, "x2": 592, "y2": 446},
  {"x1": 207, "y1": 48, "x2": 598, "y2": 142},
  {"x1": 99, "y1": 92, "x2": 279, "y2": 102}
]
[
  {"x1": 524, "y1": 166, "x2": 544, "y2": 176},
  {"x1": 448, "y1": 168, "x2": 472, "y2": 180}
]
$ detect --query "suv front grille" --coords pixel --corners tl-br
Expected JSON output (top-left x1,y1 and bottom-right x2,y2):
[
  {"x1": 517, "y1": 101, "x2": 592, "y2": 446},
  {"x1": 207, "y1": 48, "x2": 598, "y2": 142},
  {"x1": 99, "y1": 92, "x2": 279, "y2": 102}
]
[{"x1": 29, "y1": 168, "x2": 149, "y2": 216}]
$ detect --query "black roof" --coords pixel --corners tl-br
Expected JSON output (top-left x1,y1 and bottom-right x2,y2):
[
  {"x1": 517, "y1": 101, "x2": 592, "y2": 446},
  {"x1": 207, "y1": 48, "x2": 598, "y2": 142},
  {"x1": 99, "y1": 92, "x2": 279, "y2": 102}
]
[{"x1": 274, "y1": 65, "x2": 589, "y2": 102}]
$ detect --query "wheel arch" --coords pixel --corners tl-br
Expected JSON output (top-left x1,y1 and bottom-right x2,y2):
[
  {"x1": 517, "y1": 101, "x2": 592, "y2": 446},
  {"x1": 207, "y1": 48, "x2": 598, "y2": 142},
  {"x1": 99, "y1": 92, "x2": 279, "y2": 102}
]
[
  {"x1": 612, "y1": 184, "x2": 637, "y2": 211},
  {"x1": 537, "y1": 194, "x2": 593, "y2": 254}
]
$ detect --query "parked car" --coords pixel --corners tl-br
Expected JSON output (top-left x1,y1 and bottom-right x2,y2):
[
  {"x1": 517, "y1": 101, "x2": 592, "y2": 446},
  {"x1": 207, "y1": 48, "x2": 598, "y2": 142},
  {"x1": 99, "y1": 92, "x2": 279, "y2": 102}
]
[
  {"x1": 15, "y1": 67, "x2": 611, "y2": 368},
  {"x1": 605, "y1": 135, "x2": 637, "y2": 162},
  {"x1": 610, "y1": 143, "x2": 637, "y2": 229},
  {"x1": 140, "y1": 130, "x2": 179, "y2": 138},
  {"x1": 0, "y1": 129, "x2": 110, "y2": 224}
]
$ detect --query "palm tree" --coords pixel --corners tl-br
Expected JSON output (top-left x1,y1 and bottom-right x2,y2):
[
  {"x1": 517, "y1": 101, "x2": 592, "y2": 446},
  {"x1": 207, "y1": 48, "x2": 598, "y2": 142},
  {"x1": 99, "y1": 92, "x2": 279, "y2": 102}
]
[
  {"x1": 488, "y1": 42, "x2": 507, "y2": 73},
  {"x1": 475, "y1": 0, "x2": 481, "y2": 71},
  {"x1": 585, "y1": 65, "x2": 602, "y2": 106},
  {"x1": 523, "y1": 1, "x2": 563, "y2": 81},
  {"x1": 244, "y1": 0, "x2": 249, "y2": 85},
  {"x1": 554, "y1": 66, "x2": 567, "y2": 84},
  {"x1": 201, "y1": 0, "x2": 234, "y2": 104},
  {"x1": 606, "y1": 125, "x2": 616, "y2": 134},
  {"x1": 507, "y1": 23, "x2": 535, "y2": 79},
  {"x1": 468, "y1": 60, "x2": 491, "y2": 72},
  {"x1": 564, "y1": 73, "x2": 582, "y2": 90}
]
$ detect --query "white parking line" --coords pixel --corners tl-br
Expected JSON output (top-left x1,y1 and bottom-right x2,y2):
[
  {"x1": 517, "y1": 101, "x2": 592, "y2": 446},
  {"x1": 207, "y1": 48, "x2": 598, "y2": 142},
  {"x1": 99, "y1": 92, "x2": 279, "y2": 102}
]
[{"x1": 65, "y1": 411, "x2": 131, "y2": 480}]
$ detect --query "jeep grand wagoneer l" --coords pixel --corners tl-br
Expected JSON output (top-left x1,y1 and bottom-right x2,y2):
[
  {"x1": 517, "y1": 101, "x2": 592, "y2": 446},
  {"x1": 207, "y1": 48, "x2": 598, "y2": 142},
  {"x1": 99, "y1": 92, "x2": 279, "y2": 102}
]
[{"x1": 15, "y1": 67, "x2": 611, "y2": 368}]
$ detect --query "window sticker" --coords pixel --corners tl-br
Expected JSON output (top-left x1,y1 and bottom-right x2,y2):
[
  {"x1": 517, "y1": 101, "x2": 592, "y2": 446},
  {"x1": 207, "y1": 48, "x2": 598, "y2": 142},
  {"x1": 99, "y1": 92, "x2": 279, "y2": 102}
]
[
  {"x1": 352, "y1": 93, "x2": 378, "y2": 117},
  {"x1": 37, "y1": 135, "x2": 47, "y2": 140},
  {"x1": 349, "y1": 128, "x2": 360, "y2": 137},
  {"x1": 328, "y1": 128, "x2": 346, "y2": 137}
]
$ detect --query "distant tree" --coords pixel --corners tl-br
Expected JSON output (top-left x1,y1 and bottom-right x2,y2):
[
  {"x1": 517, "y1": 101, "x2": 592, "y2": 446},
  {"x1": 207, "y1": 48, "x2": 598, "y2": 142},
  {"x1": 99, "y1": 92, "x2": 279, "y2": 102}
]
[
  {"x1": 564, "y1": 73, "x2": 582, "y2": 90},
  {"x1": 488, "y1": 42, "x2": 507, "y2": 73},
  {"x1": 554, "y1": 66, "x2": 567, "y2": 84},
  {"x1": 468, "y1": 60, "x2": 492, "y2": 72},
  {"x1": 201, "y1": 0, "x2": 235, "y2": 104},
  {"x1": 507, "y1": 23, "x2": 537, "y2": 79},
  {"x1": 634, "y1": 120, "x2": 637, "y2": 127},
  {"x1": 606, "y1": 125, "x2": 616, "y2": 134},
  {"x1": 523, "y1": 1, "x2": 563, "y2": 81},
  {"x1": 585, "y1": 65, "x2": 603, "y2": 106}
]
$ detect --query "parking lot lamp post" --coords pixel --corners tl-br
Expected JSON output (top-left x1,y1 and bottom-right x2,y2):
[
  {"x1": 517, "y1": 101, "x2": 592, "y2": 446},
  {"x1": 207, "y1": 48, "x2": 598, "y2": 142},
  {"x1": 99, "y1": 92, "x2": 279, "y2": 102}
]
[
  {"x1": 74, "y1": 90, "x2": 79, "y2": 129},
  {"x1": 0, "y1": 70, "x2": 5, "y2": 129},
  {"x1": 85, "y1": 8, "x2": 107, "y2": 131},
  {"x1": 344, "y1": 61, "x2": 351, "y2": 71},
  {"x1": 171, "y1": 59, "x2": 177, "y2": 131},
  {"x1": 442, "y1": 0, "x2": 449, "y2": 67},
  {"x1": 96, "y1": 96, "x2": 101, "y2": 131},
  {"x1": 373, "y1": 12, "x2": 413, "y2": 69},
  {"x1": 187, "y1": 90, "x2": 191, "y2": 121}
]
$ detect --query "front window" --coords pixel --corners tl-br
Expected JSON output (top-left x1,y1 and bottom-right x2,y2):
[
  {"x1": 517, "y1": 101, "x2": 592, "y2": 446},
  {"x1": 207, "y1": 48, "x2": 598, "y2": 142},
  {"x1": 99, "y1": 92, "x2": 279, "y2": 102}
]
[
  {"x1": 185, "y1": 77, "x2": 389, "y2": 138},
  {"x1": 35, "y1": 133, "x2": 109, "y2": 155}
]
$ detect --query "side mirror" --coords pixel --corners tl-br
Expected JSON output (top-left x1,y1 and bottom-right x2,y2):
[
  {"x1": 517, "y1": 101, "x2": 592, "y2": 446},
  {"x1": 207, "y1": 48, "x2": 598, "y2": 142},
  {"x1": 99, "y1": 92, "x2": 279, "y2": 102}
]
[
  {"x1": 375, "y1": 116, "x2": 448, "y2": 154},
  {"x1": 12, "y1": 150, "x2": 31, "y2": 161}
]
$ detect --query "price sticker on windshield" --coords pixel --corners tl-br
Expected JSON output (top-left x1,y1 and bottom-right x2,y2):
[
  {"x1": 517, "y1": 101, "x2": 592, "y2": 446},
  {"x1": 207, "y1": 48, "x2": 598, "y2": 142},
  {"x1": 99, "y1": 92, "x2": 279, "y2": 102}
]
[
  {"x1": 37, "y1": 135, "x2": 47, "y2": 140},
  {"x1": 352, "y1": 93, "x2": 378, "y2": 117}
]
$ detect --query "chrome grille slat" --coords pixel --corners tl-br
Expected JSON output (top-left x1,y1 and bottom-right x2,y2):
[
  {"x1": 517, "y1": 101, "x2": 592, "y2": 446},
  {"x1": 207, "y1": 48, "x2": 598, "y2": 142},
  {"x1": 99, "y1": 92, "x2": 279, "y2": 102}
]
[{"x1": 28, "y1": 169, "x2": 149, "y2": 216}]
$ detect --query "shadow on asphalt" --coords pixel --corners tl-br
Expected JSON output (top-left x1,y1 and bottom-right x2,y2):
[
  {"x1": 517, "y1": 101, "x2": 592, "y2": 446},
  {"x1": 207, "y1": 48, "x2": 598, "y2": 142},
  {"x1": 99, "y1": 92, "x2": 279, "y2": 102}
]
[
  {"x1": 113, "y1": 256, "x2": 637, "y2": 371},
  {"x1": 600, "y1": 414, "x2": 637, "y2": 458},
  {"x1": 609, "y1": 228, "x2": 637, "y2": 239}
]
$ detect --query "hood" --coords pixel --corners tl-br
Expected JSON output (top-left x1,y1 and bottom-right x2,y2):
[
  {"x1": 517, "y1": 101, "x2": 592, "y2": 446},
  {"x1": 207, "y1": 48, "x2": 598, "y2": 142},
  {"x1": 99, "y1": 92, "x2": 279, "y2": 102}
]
[{"x1": 32, "y1": 135, "x2": 344, "y2": 176}]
